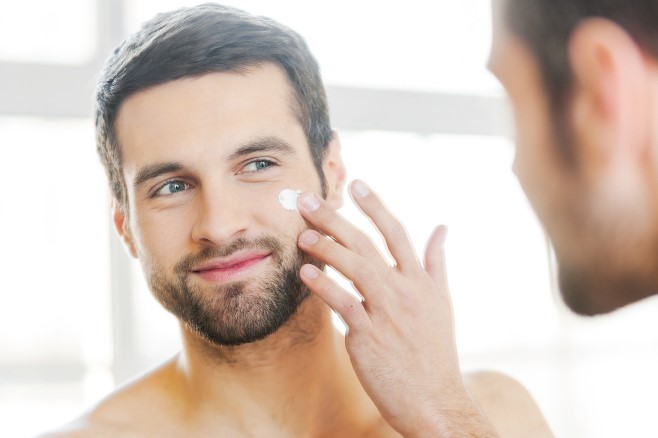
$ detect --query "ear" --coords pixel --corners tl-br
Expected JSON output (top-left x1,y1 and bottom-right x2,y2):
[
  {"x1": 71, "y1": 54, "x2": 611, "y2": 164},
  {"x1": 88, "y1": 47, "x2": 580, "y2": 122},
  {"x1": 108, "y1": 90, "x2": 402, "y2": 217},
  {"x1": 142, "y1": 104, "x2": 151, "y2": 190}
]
[
  {"x1": 568, "y1": 18, "x2": 650, "y2": 178},
  {"x1": 322, "y1": 131, "x2": 347, "y2": 209},
  {"x1": 112, "y1": 198, "x2": 138, "y2": 258}
]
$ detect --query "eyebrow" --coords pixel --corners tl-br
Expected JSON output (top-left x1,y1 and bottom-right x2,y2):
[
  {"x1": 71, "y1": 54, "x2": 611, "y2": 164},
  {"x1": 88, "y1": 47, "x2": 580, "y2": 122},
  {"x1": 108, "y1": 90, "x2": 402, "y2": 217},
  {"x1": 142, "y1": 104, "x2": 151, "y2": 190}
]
[
  {"x1": 227, "y1": 136, "x2": 297, "y2": 161},
  {"x1": 133, "y1": 162, "x2": 184, "y2": 189}
]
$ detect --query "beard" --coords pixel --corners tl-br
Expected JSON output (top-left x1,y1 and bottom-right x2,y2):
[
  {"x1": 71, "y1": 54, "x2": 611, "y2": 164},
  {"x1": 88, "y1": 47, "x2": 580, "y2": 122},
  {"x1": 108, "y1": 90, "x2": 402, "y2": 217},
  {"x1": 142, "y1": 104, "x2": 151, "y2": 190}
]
[
  {"x1": 536, "y1": 112, "x2": 658, "y2": 316},
  {"x1": 145, "y1": 233, "x2": 323, "y2": 346},
  {"x1": 556, "y1": 247, "x2": 658, "y2": 317}
]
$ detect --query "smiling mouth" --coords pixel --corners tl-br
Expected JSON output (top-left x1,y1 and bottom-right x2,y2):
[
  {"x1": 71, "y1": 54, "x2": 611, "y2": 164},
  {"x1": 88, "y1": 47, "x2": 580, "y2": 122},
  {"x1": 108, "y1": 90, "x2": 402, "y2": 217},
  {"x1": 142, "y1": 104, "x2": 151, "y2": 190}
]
[{"x1": 192, "y1": 253, "x2": 272, "y2": 283}]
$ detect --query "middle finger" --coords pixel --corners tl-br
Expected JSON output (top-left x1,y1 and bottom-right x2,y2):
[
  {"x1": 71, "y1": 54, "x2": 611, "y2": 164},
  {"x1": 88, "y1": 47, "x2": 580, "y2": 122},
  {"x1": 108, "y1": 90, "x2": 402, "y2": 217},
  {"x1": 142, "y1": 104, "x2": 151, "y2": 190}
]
[
  {"x1": 298, "y1": 229, "x2": 388, "y2": 307},
  {"x1": 298, "y1": 192, "x2": 386, "y2": 269}
]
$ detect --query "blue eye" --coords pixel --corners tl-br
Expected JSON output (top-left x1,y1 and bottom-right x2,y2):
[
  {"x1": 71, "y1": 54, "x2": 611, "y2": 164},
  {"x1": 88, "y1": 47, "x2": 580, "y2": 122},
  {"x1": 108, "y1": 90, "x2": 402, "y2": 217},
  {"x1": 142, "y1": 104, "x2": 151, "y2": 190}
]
[
  {"x1": 242, "y1": 159, "x2": 274, "y2": 173},
  {"x1": 155, "y1": 180, "x2": 189, "y2": 196}
]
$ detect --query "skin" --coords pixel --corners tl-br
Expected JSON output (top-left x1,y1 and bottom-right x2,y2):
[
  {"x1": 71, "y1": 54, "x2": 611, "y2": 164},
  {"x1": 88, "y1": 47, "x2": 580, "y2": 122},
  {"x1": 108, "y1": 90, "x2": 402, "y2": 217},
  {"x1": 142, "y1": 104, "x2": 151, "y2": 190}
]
[
  {"x1": 488, "y1": 0, "x2": 658, "y2": 315},
  {"x1": 40, "y1": 64, "x2": 552, "y2": 437}
]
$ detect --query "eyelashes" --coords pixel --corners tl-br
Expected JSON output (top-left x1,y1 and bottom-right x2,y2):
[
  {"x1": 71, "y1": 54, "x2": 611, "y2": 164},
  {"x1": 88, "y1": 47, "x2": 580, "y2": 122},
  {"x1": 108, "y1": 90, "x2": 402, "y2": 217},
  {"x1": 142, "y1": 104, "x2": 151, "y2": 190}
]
[
  {"x1": 150, "y1": 158, "x2": 278, "y2": 198},
  {"x1": 238, "y1": 159, "x2": 276, "y2": 174},
  {"x1": 153, "y1": 179, "x2": 192, "y2": 197}
]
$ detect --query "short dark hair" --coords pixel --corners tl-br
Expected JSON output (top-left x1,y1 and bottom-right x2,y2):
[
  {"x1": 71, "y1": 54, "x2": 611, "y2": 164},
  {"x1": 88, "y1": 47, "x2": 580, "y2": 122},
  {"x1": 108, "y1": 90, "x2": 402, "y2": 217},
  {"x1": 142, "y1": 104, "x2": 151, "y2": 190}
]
[
  {"x1": 504, "y1": 0, "x2": 658, "y2": 164},
  {"x1": 95, "y1": 3, "x2": 332, "y2": 207}
]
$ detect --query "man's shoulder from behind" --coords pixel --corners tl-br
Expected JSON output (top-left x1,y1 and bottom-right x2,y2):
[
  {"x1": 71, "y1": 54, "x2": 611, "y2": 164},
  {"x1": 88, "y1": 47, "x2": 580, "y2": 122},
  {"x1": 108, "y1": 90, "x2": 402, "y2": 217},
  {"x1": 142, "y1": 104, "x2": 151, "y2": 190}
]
[{"x1": 465, "y1": 370, "x2": 554, "y2": 438}]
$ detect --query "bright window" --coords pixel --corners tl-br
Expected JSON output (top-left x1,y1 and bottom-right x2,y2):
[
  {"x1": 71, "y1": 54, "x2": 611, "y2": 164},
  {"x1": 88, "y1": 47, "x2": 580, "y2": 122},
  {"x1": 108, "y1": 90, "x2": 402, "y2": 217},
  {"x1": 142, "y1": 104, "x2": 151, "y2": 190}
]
[
  {"x1": 0, "y1": 0, "x2": 96, "y2": 64},
  {"x1": 127, "y1": 0, "x2": 500, "y2": 94},
  {"x1": 0, "y1": 117, "x2": 113, "y2": 435}
]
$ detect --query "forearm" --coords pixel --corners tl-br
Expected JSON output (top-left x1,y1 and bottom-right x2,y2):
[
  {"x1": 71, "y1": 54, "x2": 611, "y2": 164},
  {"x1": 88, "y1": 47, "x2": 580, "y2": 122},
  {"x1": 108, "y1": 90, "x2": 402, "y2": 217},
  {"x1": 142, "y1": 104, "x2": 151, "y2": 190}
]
[{"x1": 406, "y1": 393, "x2": 499, "y2": 438}]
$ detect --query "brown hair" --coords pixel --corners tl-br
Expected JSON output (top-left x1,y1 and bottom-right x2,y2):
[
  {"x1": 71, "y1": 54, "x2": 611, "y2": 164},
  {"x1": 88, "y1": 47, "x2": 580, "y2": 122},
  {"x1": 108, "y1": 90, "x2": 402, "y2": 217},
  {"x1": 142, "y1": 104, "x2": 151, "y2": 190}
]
[
  {"x1": 504, "y1": 0, "x2": 658, "y2": 164},
  {"x1": 95, "y1": 3, "x2": 332, "y2": 207}
]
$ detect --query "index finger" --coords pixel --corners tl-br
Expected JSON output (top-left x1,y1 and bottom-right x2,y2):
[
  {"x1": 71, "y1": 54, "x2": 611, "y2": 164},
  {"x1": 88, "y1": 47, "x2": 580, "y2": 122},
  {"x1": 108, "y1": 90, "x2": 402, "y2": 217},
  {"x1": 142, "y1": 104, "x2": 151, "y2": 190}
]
[{"x1": 348, "y1": 180, "x2": 421, "y2": 273}]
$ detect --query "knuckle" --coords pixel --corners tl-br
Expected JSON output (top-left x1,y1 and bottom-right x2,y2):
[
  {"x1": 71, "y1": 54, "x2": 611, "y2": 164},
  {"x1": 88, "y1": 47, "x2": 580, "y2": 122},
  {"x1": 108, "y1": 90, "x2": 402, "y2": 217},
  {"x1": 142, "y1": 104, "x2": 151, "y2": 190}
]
[
  {"x1": 352, "y1": 233, "x2": 377, "y2": 257},
  {"x1": 351, "y1": 259, "x2": 378, "y2": 283},
  {"x1": 339, "y1": 298, "x2": 368, "y2": 328}
]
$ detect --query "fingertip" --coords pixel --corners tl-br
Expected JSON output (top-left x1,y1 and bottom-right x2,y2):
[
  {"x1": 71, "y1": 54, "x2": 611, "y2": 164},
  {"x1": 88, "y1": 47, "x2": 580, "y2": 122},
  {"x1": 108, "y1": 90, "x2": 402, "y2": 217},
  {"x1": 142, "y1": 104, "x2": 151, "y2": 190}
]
[
  {"x1": 424, "y1": 224, "x2": 448, "y2": 269},
  {"x1": 298, "y1": 229, "x2": 320, "y2": 247},
  {"x1": 298, "y1": 192, "x2": 321, "y2": 212},
  {"x1": 435, "y1": 224, "x2": 448, "y2": 244},
  {"x1": 428, "y1": 224, "x2": 448, "y2": 247},
  {"x1": 349, "y1": 179, "x2": 371, "y2": 199},
  {"x1": 300, "y1": 263, "x2": 320, "y2": 280}
]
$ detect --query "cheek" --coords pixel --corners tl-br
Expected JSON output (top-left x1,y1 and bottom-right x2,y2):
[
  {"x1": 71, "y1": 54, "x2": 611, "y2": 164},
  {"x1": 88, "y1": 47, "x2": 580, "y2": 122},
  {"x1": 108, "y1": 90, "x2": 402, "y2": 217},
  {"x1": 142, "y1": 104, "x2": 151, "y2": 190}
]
[
  {"x1": 132, "y1": 210, "x2": 191, "y2": 263},
  {"x1": 244, "y1": 185, "x2": 309, "y2": 243},
  {"x1": 511, "y1": 121, "x2": 535, "y2": 193},
  {"x1": 254, "y1": 186, "x2": 302, "y2": 222},
  {"x1": 511, "y1": 97, "x2": 555, "y2": 190}
]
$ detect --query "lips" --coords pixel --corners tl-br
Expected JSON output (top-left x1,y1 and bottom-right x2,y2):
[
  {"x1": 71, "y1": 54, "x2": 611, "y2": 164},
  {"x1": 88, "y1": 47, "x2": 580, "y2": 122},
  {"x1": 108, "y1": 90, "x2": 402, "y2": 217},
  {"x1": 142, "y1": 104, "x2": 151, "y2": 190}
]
[{"x1": 192, "y1": 251, "x2": 271, "y2": 283}]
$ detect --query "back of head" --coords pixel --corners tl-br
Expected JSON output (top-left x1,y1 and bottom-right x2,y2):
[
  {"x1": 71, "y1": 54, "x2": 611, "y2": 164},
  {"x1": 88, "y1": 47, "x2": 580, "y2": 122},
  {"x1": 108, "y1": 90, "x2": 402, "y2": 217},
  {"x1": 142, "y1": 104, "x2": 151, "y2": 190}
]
[
  {"x1": 96, "y1": 3, "x2": 331, "y2": 207},
  {"x1": 504, "y1": 0, "x2": 658, "y2": 132}
]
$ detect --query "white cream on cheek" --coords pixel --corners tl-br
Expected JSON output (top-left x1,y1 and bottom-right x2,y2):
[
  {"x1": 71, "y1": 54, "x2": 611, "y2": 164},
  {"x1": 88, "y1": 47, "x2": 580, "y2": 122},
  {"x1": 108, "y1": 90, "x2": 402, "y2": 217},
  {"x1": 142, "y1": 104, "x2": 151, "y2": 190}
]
[{"x1": 278, "y1": 188, "x2": 302, "y2": 211}]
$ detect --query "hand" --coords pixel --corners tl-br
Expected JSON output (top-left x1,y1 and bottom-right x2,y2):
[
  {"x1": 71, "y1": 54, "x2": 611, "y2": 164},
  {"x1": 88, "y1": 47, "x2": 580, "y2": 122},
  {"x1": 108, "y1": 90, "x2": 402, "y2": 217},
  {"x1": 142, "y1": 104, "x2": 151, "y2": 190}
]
[{"x1": 296, "y1": 180, "x2": 497, "y2": 437}]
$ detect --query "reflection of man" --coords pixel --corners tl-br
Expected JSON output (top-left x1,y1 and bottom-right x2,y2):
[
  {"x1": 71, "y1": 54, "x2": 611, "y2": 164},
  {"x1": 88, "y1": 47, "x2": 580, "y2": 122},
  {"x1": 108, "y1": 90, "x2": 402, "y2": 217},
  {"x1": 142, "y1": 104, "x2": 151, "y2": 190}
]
[
  {"x1": 488, "y1": 0, "x2": 658, "y2": 317},
  {"x1": 39, "y1": 3, "x2": 553, "y2": 437}
]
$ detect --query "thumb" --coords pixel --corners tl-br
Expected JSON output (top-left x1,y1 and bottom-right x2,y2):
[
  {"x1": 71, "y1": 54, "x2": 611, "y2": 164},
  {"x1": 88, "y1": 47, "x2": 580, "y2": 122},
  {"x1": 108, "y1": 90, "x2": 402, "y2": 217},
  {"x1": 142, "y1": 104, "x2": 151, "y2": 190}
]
[{"x1": 424, "y1": 225, "x2": 448, "y2": 286}]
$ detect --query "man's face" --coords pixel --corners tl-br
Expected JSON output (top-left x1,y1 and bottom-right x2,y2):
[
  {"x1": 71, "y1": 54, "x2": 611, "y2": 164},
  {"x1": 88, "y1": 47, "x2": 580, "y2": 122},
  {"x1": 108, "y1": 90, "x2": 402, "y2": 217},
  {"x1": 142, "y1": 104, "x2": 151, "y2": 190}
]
[
  {"x1": 113, "y1": 64, "x2": 342, "y2": 345},
  {"x1": 488, "y1": 0, "x2": 658, "y2": 315}
]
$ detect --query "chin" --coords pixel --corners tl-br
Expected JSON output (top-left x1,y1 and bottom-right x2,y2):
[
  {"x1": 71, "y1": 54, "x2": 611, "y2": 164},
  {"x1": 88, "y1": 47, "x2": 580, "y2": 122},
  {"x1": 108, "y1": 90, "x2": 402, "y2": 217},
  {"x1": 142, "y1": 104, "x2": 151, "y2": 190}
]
[
  {"x1": 557, "y1": 261, "x2": 658, "y2": 316},
  {"x1": 558, "y1": 280, "x2": 617, "y2": 316}
]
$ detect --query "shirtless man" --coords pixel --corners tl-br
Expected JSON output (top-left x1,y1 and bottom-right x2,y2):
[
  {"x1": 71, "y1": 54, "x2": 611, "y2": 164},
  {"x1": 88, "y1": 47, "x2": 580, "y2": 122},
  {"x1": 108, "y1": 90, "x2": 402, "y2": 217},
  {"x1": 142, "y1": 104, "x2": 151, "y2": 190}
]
[{"x1": 41, "y1": 4, "x2": 551, "y2": 437}]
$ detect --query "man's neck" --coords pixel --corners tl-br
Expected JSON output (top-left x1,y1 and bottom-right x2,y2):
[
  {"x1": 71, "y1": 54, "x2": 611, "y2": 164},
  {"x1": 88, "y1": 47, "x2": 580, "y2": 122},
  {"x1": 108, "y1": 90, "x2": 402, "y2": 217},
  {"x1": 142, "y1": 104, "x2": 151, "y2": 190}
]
[{"x1": 171, "y1": 295, "x2": 384, "y2": 436}]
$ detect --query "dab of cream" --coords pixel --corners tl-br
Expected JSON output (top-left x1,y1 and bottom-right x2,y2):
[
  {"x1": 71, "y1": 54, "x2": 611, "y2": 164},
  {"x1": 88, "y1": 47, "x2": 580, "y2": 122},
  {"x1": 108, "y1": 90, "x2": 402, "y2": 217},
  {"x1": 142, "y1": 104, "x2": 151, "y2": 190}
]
[{"x1": 279, "y1": 189, "x2": 302, "y2": 211}]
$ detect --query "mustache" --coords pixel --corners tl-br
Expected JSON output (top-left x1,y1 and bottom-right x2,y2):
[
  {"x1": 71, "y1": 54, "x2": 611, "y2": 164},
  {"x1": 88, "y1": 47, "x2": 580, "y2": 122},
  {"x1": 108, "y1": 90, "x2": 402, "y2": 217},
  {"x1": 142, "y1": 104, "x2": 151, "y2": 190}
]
[{"x1": 175, "y1": 236, "x2": 284, "y2": 275}]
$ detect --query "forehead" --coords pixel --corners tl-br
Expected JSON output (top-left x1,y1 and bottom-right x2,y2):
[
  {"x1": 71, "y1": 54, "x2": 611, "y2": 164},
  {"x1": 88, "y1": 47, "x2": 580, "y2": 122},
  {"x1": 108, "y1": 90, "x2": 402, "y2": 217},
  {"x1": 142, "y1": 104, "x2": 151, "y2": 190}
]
[
  {"x1": 490, "y1": 0, "x2": 509, "y2": 24},
  {"x1": 114, "y1": 63, "x2": 306, "y2": 168},
  {"x1": 487, "y1": 0, "x2": 530, "y2": 80},
  {"x1": 488, "y1": 0, "x2": 510, "y2": 66}
]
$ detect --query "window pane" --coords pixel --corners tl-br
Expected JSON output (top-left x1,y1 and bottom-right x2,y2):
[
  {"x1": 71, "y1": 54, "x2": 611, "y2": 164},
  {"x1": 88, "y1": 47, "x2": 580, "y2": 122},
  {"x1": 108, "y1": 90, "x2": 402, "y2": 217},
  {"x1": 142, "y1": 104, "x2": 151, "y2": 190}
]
[
  {"x1": 337, "y1": 131, "x2": 558, "y2": 350},
  {"x1": 0, "y1": 117, "x2": 112, "y2": 436},
  {"x1": 0, "y1": 0, "x2": 96, "y2": 64},
  {"x1": 127, "y1": 0, "x2": 500, "y2": 95}
]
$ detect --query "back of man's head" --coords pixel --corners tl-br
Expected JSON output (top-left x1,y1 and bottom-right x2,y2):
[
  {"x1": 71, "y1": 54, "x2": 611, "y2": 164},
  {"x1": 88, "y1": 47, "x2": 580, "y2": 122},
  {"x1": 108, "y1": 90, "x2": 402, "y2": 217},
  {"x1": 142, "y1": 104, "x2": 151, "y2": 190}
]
[
  {"x1": 96, "y1": 3, "x2": 332, "y2": 208},
  {"x1": 503, "y1": 0, "x2": 658, "y2": 161}
]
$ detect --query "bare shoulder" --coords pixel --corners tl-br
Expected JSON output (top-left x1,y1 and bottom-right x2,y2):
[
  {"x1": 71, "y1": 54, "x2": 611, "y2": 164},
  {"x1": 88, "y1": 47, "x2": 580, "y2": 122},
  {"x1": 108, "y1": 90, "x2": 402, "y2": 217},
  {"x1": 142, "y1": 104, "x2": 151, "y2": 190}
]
[
  {"x1": 36, "y1": 359, "x2": 180, "y2": 438},
  {"x1": 35, "y1": 387, "x2": 153, "y2": 438},
  {"x1": 34, "y1": 418, "x2": 137, "y2": 438},
  {"x1": 464, "y1": 370, "x2": 554, "y2": 438}
]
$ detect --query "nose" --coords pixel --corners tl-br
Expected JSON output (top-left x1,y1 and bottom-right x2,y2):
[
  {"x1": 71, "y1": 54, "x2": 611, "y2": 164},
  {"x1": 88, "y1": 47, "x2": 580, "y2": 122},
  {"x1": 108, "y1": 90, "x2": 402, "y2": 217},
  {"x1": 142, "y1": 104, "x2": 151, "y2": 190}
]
[{"x1": 191, "y1": 186, "x2": 249, "y2": 246}]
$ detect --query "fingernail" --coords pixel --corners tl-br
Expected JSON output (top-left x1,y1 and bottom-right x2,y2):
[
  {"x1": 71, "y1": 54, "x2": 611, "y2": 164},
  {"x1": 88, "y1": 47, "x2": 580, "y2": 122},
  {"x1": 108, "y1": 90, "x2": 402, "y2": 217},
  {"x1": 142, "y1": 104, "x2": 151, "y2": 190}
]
[
  {"x1": 301, "y1": 264, "x2": 319, "y2": 279},
  {"x1": 300, "y1": 193, "x2": 321, "y2": 211},
  {"x1": 299, "y1": 230, "x2": 320, "y2": 246},
  {"x1": 351, "y1": 180, "x2": 370, "y2": 198}
]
